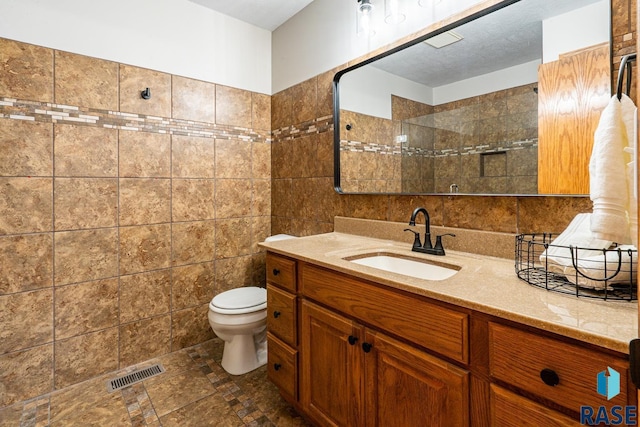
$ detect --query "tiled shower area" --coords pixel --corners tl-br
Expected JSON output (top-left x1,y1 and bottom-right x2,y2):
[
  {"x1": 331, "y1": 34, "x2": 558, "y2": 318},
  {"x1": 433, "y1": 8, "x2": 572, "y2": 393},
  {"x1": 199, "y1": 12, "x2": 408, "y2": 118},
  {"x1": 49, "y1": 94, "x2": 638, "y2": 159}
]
[
  {"x1": 0, "y1": 38, "x2": 272, "y2": 412},
  {"x1": 339, "y1": 83, "x2": 538, "y2": 194}
]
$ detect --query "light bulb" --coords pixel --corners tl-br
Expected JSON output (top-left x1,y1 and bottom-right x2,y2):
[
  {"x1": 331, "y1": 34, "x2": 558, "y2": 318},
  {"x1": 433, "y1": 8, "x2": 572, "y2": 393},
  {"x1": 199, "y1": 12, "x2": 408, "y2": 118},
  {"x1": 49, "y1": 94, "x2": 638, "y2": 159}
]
[{"x1": 357, "y1": 0, "x2": 376, "y2": 37}]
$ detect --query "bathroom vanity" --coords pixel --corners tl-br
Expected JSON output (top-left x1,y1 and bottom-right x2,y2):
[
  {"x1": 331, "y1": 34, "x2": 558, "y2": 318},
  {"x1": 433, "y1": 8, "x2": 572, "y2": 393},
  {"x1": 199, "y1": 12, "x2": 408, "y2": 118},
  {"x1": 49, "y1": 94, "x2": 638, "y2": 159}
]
[{"x1": 261, "y1": 222, "x2": 637, "y2": 426}]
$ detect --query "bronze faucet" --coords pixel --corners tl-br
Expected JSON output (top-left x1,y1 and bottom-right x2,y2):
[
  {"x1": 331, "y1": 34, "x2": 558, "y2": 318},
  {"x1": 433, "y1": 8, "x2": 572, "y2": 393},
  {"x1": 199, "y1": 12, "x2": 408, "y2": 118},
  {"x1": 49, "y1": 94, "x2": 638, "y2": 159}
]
[{"x1": 404, "y1": 207, "x2": 455, "y2": 256}]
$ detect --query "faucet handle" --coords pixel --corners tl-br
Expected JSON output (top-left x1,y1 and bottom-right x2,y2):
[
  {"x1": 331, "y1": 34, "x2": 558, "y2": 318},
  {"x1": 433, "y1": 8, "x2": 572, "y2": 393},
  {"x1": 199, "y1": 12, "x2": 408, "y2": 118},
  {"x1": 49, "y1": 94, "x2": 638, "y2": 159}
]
[
  {"x1": 404, "y1": 228, "x2": 422, "y2": 249},
  {"x1": 434, "y1": 233, "x2": 456, "y2": 255}
]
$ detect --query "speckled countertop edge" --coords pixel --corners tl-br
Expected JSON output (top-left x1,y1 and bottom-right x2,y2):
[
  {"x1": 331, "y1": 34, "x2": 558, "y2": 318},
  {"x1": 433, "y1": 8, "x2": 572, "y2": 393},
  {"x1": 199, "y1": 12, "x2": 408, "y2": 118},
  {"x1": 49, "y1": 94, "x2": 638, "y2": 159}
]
[{"x1": 260, "y1": 232, "x2": 638, "y2": 355}]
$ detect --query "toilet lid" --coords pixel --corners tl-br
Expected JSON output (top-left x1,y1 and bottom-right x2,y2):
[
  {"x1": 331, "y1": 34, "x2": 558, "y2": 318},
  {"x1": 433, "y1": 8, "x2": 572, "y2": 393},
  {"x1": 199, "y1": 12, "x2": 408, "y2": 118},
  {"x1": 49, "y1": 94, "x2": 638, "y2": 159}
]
[{"x1": 211, "y1": 287, "x2": 267, "y2": 312}]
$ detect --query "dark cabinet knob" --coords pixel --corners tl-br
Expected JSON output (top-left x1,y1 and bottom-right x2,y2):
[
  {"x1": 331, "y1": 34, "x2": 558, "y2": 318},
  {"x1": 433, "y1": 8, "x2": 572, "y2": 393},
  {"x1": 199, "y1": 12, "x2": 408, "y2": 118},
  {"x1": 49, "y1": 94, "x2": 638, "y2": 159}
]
[
  {"x1": 540, "y1": 368, "x2": 560, "y2": 386},
  {"x1": 273, "y1": 311, "x2": 281, "y2": 318},
  {"x1": 348, "y1": 335, "x2": 358, "y2": 345},
  {"x1": 272, "y1": 268, "x2": 280, "y2": 276},
  {"x1": 362, "y1": 342, "x2": 373, "y2": 353},
  {"x1": 274, "y1": 363, "x2": 282, "y2": 371}
]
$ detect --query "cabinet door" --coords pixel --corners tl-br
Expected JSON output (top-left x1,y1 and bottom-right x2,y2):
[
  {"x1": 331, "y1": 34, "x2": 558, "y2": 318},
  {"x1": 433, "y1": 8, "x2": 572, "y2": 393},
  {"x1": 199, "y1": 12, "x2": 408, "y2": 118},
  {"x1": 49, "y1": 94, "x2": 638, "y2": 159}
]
[
  {"x1": 364, "y1": 330, "x2": 470, "y2": 427},
  {"x1": 300, "y1": 301, "x2": 364, "y2": 427},
  {"x1": 537, "y1": 42, "x2": 610, "y2": 194}
]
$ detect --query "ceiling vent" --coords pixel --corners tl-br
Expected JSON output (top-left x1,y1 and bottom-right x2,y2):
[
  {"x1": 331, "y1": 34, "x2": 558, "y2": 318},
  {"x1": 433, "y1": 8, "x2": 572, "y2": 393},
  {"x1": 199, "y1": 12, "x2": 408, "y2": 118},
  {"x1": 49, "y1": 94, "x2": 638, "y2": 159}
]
[{"x1": 424, "y1": 31, "x2": 464, "y2": 49}]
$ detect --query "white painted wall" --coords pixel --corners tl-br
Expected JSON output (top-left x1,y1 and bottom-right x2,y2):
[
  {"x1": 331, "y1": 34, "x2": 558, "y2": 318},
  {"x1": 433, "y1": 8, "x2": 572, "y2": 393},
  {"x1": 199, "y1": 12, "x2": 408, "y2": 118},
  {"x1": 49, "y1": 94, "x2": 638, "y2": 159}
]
[
  {"x1": 0, "y1": 0, "x2": 610, "y2": 96},
  {"x1": 433, "y1": 60, "x2": 540, "y2": 104},
  {"x1": 341, "y1": 59, "x2": 539, "y2": 117},
  {"x1": 542, "y1": 0, "x2": 609, "y2": 63},
  {"x1": 272, "y1": 0, "x2": 485, "y2": 93},
  {"x1": 0, "y1": 0, "x2": 272, "y2": 94},
  {"x1": 340, "y1": 66, "x2": 433, "y2": 119}
]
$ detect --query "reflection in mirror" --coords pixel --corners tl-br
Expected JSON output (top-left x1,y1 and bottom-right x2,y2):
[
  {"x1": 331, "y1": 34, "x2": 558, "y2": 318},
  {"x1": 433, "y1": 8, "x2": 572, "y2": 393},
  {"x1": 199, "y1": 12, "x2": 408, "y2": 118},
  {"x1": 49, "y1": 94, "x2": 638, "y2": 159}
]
[{"x1": 335, "y1": 0, "x2": 611, "y2": 195}]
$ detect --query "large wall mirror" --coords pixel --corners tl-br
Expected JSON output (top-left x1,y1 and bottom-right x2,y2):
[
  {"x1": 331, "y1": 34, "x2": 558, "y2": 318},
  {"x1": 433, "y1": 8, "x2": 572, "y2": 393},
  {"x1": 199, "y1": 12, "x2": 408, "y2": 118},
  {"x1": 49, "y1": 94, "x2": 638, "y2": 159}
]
[{"x1": 333, "y1": 0, "x2": 612, "y2": 195}]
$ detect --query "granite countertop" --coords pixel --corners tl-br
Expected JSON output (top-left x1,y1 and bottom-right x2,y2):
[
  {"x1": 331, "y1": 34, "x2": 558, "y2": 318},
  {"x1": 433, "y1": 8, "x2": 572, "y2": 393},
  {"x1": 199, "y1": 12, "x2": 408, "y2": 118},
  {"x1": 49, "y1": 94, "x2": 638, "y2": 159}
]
[{"x1": 260, "y1": 231, "x2": 638, "y2": 354}]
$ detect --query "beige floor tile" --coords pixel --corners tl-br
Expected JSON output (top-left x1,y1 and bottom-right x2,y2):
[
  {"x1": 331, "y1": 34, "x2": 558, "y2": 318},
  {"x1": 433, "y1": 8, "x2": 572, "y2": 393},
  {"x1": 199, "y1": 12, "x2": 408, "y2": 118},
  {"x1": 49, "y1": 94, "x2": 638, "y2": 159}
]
[
  {"x1": 50, "y1": 394, "x2": 128, "y2": 427},
  {"x1": 144, "y1": 366, "x2": 215, "y2": 417},
  {"x1": 160, "y1": 393, "x2": 243, "y2": 427},
  {"x1": 0, "y1": 402, "x2": 24, "y2": 425},
  {"x1": 152, "y1": 349, "x2": 198, "y2": 375},
  {"x1": 49, "y1": 371, "x2": 115, "y2": 422}
]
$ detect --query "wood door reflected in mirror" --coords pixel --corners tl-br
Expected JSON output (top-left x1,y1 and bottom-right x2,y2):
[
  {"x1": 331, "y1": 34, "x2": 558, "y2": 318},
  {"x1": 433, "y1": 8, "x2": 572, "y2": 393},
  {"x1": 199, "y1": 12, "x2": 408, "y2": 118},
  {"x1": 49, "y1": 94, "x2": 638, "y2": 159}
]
[{"x1": 334, "y1": 0, "x2": 612, "y2": 195}]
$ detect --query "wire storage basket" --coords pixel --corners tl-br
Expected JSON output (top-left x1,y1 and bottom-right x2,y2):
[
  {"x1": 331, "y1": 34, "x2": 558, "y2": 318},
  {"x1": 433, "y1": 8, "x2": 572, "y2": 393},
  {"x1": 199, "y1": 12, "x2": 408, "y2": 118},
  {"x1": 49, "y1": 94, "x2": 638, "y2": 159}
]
[{"x1": 515, "y1": 233, "x2": 637, "y2": 301}]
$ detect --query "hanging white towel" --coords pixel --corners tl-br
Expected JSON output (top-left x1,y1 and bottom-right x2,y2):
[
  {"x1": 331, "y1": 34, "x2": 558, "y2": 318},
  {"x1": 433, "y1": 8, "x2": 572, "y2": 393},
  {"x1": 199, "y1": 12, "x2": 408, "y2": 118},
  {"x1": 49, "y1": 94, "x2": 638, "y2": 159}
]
[
  {"x1": 589, "y1": 95, "x2": 632, "y2": 244},
  {"x1": 621, "y1": 94, "x2": 638, "y2": 247}
]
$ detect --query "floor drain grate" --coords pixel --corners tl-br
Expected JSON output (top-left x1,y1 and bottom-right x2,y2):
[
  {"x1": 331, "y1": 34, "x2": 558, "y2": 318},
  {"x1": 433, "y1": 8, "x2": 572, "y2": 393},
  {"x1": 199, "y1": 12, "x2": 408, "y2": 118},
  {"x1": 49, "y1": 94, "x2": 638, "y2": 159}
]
[{"x1": 106, "y1": 363, "x2": 165, "y2": 392}]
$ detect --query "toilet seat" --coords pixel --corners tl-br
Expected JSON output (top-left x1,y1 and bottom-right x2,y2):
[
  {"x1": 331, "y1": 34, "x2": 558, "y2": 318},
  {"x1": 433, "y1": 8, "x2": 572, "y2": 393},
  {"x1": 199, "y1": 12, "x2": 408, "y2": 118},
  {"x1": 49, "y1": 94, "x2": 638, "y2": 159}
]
[{"x1": 210, "y1": 287, "x2": 267, "y2": 314}]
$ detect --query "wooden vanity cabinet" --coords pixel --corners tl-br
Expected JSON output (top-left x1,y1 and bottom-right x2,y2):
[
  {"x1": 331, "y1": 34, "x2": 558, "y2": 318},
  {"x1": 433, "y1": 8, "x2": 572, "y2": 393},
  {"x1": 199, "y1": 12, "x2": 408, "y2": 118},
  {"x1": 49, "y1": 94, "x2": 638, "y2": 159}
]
[
  {"x1": 265, "y1": 253, "x2": 299, "y2": 403},
  {"x1": 299, "y1": 262, "x2": 470, "y2": 427},
  {"x1": 301, "y1": 300, "x2": 470, "y2": 427},
  {"x1": 264, "y1": 251, "x2": 634, "y2": 426},
  {"x1": 487, "y1": 322, "x2": 633, "y2": 425}
]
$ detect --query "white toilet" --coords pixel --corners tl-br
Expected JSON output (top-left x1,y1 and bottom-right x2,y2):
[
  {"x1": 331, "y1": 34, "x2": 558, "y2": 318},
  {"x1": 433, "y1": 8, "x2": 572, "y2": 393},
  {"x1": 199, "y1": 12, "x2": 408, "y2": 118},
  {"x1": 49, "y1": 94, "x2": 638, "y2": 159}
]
[
  {"x1": 208, "y1": 286, "x2": 268, "y2": 375},
  {"x1": 208, "y1": 234, "x2": 296, "y2": 375}
]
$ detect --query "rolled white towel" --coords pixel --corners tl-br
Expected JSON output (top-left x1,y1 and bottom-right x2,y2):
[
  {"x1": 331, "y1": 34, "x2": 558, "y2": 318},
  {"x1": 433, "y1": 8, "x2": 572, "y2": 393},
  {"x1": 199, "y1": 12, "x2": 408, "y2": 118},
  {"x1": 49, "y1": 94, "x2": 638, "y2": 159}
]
[
  {"x1": 540, "y1": 213, "x2": 611, "y2": 273},
  {"x1": 563, "y1": 245, "x2": 637, "y2": 290}
]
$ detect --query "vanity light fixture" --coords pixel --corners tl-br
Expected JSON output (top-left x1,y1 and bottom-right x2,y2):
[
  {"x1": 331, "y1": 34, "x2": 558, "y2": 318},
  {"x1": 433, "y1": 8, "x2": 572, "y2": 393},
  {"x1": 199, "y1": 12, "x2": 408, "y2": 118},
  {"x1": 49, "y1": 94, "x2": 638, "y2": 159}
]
[
  {"x1": 384, "y1": 0, "x2": 405, "y2": 24},
  {"x1": 357, "y1": 0, "x2": 375, "y2": 37}
]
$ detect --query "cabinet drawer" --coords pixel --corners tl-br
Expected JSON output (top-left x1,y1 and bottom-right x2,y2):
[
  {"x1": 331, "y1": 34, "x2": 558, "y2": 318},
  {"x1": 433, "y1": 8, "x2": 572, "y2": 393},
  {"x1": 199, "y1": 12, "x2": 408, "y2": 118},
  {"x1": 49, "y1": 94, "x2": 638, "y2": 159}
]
[
  {"x1": 267, "y1": 332, "x2": 298, "y2": 401},
  {"x1": 266, "y1": 253, "x2": 296, "y2": 292},
  {"x1": 300, "y1": 263, "x2": 468, "y2": 363},
  {"x1": 489, "y1": 322, "x2": 629, "y2": 412},
  {"x1": 490, "y1": 384, "x2": 581, "y2": 426},
  {"x1": 267, "y1": 284, "x2": 297, "y2": 346}
]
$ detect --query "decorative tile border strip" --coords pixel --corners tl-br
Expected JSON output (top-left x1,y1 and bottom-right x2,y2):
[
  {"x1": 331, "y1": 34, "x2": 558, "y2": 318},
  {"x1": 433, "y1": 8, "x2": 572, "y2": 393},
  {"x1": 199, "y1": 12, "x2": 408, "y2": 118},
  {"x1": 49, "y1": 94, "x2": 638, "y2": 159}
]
[
  {"x1": 0, "y1": 98, "x2": 271, "y2": 143},
  {"x1": 341, "y1": 139, "x2": 401, "y2": 155},
  {"x1": 340, "y1": 138, "x2": 538, "y2": 157},
  {"x1": 272, "y1": 114, "x2": 333, "y2": 142}
]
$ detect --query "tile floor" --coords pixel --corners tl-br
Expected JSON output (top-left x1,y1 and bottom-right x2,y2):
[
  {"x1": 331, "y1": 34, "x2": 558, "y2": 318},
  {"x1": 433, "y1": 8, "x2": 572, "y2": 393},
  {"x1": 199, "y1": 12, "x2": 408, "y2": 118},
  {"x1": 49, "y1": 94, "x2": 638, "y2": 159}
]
[{"x1": 0, "y1": 339, "x2": 311, "y2": 426}]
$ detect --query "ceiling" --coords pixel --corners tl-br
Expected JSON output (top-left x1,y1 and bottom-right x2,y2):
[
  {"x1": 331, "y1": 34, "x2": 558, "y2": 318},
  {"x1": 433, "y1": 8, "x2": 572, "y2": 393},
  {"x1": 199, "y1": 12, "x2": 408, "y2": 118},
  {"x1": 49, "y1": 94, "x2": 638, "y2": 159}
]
[{"x1": 188, "y1": 0, "x2": 314, "y2": 31}]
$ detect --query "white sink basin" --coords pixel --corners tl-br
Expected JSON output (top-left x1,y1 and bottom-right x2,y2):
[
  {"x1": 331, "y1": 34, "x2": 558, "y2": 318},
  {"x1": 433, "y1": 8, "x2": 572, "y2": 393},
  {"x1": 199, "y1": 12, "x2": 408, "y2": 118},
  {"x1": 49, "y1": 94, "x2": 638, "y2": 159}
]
[{"x1": 344, "y1": 252, "x2": 459, "y2": 281}]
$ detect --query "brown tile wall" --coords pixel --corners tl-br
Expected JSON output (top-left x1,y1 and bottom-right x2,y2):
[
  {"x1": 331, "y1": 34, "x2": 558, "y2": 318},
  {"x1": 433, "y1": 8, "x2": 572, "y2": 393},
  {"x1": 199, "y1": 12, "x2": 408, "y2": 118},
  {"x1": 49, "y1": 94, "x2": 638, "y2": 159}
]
[
  {"x1": 339, "y1": 109, "x2": 401, "y2": 192},
  {"x1": 611, "y1": 0, "x2": 637, "y2": 104},
  {"x1": 0, "y1": 37, "x2": 271, "y2": 407}
]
